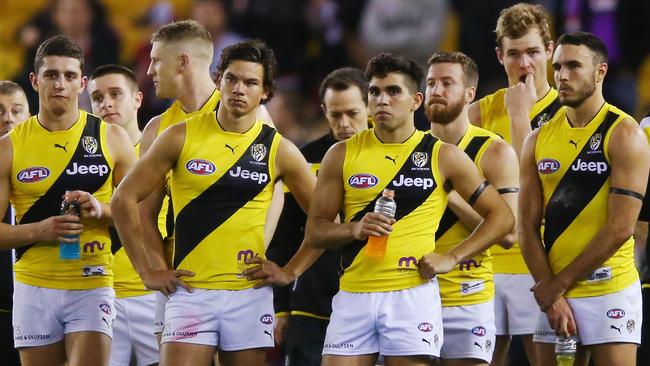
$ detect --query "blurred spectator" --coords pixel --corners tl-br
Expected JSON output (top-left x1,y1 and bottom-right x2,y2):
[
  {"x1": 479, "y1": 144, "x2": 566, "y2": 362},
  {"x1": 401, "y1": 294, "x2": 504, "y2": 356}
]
[
  {"x1": 191, "y1": 0, "x2": 245, "y2": 79},
  {"x1": 14, "y1": 0, "x2": 121, "y2": 114},
  {"x1": 358, "y1": 0, "x2": 449, "y2": 67},
  {"x1": 451, "y1": 0, "x2": 523, "y2": 99},
  {"x1": 551, "y1": 0, "x2": 650, "y2": 115},
  {"x1": 226, "y1": 0, "x2": 309, "y2": 78}
]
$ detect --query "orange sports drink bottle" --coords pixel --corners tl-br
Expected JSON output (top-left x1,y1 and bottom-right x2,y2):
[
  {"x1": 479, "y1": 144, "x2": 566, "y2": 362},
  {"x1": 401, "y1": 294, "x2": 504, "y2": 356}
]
[{"x1": 366, "y1": 189, "x2": 396, "y2": 257}]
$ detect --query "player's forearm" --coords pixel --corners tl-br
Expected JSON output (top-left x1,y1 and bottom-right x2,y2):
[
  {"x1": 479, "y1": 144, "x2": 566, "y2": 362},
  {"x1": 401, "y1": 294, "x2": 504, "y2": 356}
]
[
  {"x1": 0, "y1": 222, "x2": 40, "y2": 249},
  {"x1": 508, "y1": 111, "x2": 532, "y2": 158},
  {"x1": 283, "y1": 240, "x2": 324, "y2": 279},
  {"x1": 98, "y1": 201, "x2": 113, "y2": 227},
  {"x1": 447, "y1": 190, "x2": 482, "y2": 230},
  {"x1": 555, "y1": 223, "x2": 633, "y2": 291},
  {"x1": 111, "y1": 194, "x2": 164, "y2": 275},
  {"x1": 447, "y1": 207, "x2": 514, "y2": 263},
  {"x1": 139, "y1": 218, "x2": 167, "y2": 270},
  {"x1": 305, "y1": 217, "x2": 355, "y2": 249},
  {"x1": 519, "y1": 221, "x2": 554, "y2": 283}
]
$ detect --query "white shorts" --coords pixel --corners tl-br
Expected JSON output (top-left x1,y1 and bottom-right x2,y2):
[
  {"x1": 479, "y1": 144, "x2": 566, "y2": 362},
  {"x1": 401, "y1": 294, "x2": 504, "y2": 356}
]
[
  {"x1": 161, "y1": 286, "x2": 274, "y2": 350},
  {"x1": 534, "y1": 281, "x2": 642, "y2": 345},
  {"x1": 494, "y1": 273, "x2": 542, "y2": 335},
  {"x1": 13, "y1": 282, "x2": 116, "y2": 348},
  {"x1": 109, "y1": 293, "x2": 159, "y2": 366},
  {"x1": 153, "y1": 291, "x2": 168, "y2": 334},
  {"x1": 323, "y1": 280, "x2": 443, "y2": 357},
  {"x1": 440, "y1": 300, "x2": 496, "y2": 362}
]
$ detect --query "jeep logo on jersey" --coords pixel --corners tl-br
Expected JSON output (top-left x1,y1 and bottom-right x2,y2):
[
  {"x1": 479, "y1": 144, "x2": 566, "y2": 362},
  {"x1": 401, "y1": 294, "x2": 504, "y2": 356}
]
[
  {"x1": 251, "y1": 143, "x2": 267, "y2": 162},
  {"x1": 472, "y1": 326, "x2": 487, "y2": 336},
  {"x1": 229, "y1": 166, "x2": 269, "y2": 184},
  {"x1": 590, "y1": 133, "x2": 602, "y2": 150},
  {"x1": 260, "y1": 314, "x2": 273, "y2": 324},
  {"x1": 418, "y1": 322, "x2": 433, "y2": 332},
  {"x1": 537, "y1": 159, "x2": 560, "y2": 174},
  {"x1": 17, "y1": 167, "x2": 50, "y2": 183},
  {"x1": 82, "y1": 136, "x2": 98, "y2": 154},
  {"x1": 607, "y1": 308, "x2": 625, "y2": 319},
  {"x1": 66, "y1": 163, "x2": 110, "y2": 177},
  {"x1": 348, "y1": 173, "x2": 378, "y2": 189},
  {"x1": 570, "y1": 159, "x2": 608, "y2": 174},
  {"x1": 411, "y1": 152, "x2": 428, "y2": 168},
  {"x1": 186, "y1": 159, "x2": 216, "y2": 175},
  {"x1": 392, "y1": 175, "x2": 434, "y2": 190}
]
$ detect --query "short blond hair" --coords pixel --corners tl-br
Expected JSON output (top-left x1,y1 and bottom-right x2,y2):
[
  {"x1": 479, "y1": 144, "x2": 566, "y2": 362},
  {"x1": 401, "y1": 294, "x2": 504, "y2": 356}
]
[
  {"x1": 151, "y1": 20, "x2": 213, "y2": 62},
  {"x1": 0, "y1": 81, "x2": 26, "y2": 97},
  {"x1": 495, "y1": 3, "x2": 552, "y2": 50},
  {"x1": 152, "y1": 20, "x2": 212, "y2": 44}
]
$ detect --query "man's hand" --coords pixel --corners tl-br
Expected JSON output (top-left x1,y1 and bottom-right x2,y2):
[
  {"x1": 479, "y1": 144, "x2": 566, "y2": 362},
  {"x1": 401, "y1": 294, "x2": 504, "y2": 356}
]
[
  {"x1": 352, "y1": 212, "x2": 395, "y2": 241},
  {"x1": 274, "y1": 315, "x2": 289, "y2": 345},
  {"x1": 140, "y1": 269, "x2": 194, "y2": 296},
  {"x1": 36, "y1": 214, "x2": 83, "y2": 242},
  {"x1": 545, "y1": 297, "x2": 578, "y2": 338},
  {"x1": 67, "y1": 190, "x2": 103, "y2": 219},
  {"x1": 243, "y1": 257, "x2": 296, "y2": 288},
  {"x1": 418, "y1": 252, "x2": 457, "y2": 279},
  {"x1": 505, "y1": 73, "x2": 537, "y2": 120},
  {"x1": 531, "y1": 277, "x2": 567, "y2": 311}
]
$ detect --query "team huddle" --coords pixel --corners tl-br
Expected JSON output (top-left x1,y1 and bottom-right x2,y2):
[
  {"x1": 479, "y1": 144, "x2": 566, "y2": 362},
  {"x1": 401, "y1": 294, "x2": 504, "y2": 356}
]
[{"x1": 0, "y1": 3, "x2": 648, "y2": 366}]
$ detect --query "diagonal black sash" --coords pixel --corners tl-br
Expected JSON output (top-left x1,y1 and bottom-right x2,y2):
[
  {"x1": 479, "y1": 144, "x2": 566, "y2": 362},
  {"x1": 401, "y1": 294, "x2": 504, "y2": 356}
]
[
  {"x1": 531, "y1": 96, "x2": 562, "y2": 129},
  {"x1": 543, "y1": 111, "x2": 619, "y2": 252},
  {"x1": 339, "y1": 134, "x2": 439, "y2": 271},
  {"x1": 173, "y1": 124, "x2": 276, "y2": 268},
  {"x1": 435, "y1": 135, "x2": 491, "y2": 240},
  {"x1": 17, "y1": 115, "x2": 111, "y2": 260}
]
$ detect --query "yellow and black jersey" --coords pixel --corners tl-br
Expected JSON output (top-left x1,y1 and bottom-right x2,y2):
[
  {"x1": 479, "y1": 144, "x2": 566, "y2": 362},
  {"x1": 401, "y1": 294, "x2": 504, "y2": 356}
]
[
  {"x1": 170, "y1": 111, "x2": 280, "y2": 290},
  {"x1": 536, "y1": 103, "x2": 637, "y2": 298},
  {"x1": 479, "y1": 87, "x2": 562, "y2": 274},
  {"x1": 340, "y1": 129, "x2": 447, "y2": 292},
  {"x1": 435, "y1": 125, "x2": 500, "y2": 306},
  {"x1": 110, "y1": 143, "x2": 152, "y2": 298},
  {"x1": 156, "y1": 88, "x2": 222, "y2": 240},
  {"x1": 9, "y1": 111, "x2": 114, "y2": 290},
  {"x1": 267, "y1": 132, "x2": 339, "y2": 319},
  {"x1": 157, "y1": 89, "x2": 221, "y2": 136},
  {"x1": 639, "y1": 113, "x2": 650, "y2": 287}
]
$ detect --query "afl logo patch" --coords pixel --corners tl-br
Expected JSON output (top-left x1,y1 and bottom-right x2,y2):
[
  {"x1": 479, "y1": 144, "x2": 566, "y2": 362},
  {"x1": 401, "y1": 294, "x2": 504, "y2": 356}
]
[
  {"x1": 537, "y1": 159, "x2": 560, "y2": 174},
  {"x1": 472, "y1": 326, "x2": 487, "y2": 336},
  {"x1": 250, "y1": 144, "x2": 267, "y2": 162},
  {"x1": 17, "y1": 167, "x2": 50, "y2": 183},
  {"x1": 411, "y1": 152, "x2": 428, "y2": 168},
  {"x1": 607, "y1": 308, "x2": 625, "y2": 319},
  {"x1": 260, "y1": 314, "x2": 273, "y2": 324},
  {"x1": 417, "y1": 322, "x2": 433, "y2": 332},
  {"x1": 348, "y1": 173, "x2": 378, "y2": 189},
  {"x1": 82, "y1": 136, "x2": 98, "y2": 154},
  {"x1": 186, "y1": 159, "x2": 216, "y2": 175}
]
